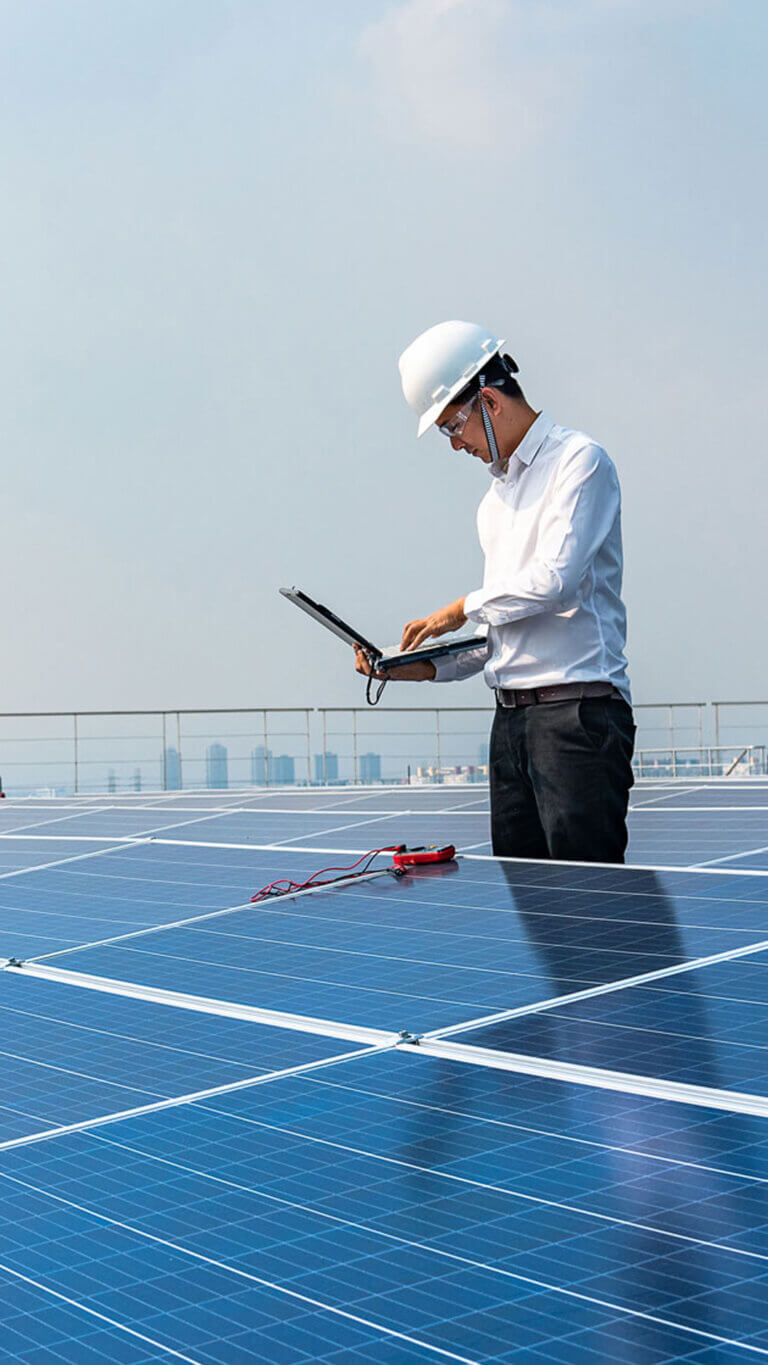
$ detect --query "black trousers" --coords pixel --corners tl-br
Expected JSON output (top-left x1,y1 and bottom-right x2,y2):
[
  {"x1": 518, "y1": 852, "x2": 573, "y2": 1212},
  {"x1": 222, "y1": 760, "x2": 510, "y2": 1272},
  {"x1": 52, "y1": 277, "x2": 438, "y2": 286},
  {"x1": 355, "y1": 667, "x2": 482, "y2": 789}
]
[{"x1": 490, "y1": 696, "x2": 636, "y2": 864}]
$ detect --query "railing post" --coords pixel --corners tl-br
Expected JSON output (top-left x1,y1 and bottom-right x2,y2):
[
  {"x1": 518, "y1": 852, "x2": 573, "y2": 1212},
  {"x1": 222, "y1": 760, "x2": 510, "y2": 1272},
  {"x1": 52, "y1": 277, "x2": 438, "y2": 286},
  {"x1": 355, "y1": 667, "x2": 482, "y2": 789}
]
[
  {"x1": 435, "y1": 709, "x2": 441, "y2": 779},
  {"x1": 263, "y1": 711, "x2": 269, "y2": 787},
  {"x1": 73, "y1": 714, "x2": 79, "y2": 794},
  {"x1": 176, "y1": 712, "x2": 183, "y2": 791},
  {"x1": 714, "y1": 702, "x2": 720, "y2": 752},
  {"x1": 306, "y1": 710, "x2": 312, "y2": 788},
  {"x1": 322, "y1": 711, "x2": 327, "y2": 785},
  {"x1": 352, "y1": 710, "x2": 358, "y2": 784},
  {"x1": 162, "y1": 712, "x2": 167, "y2": 791}
]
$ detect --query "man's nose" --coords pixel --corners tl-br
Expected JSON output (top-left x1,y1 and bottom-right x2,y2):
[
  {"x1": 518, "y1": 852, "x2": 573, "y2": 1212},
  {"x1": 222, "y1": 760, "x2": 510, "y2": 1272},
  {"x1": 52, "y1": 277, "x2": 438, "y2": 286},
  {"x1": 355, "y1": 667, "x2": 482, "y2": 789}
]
[{"x1": 450, "y1": 434, "x2": 465, "y2": 452}]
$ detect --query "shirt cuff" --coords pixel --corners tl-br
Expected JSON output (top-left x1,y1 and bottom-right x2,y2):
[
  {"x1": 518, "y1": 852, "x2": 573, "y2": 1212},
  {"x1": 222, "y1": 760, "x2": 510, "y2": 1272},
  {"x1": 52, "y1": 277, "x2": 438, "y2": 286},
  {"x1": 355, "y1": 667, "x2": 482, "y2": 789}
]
[
  {"x1": 463, "y1": 589, "x2": 489, "y2": 624},
  {"x1": 430, "y1": 651, "x2": 459, "y2": 682}
]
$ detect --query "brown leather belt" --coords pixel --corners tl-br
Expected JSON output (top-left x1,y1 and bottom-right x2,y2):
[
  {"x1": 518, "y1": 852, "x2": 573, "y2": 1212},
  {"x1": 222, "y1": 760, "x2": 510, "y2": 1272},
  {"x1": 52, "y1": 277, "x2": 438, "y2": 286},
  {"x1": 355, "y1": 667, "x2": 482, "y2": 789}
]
[{"x1": 495, "y1": 681, "x2": 620, "y2": 709}]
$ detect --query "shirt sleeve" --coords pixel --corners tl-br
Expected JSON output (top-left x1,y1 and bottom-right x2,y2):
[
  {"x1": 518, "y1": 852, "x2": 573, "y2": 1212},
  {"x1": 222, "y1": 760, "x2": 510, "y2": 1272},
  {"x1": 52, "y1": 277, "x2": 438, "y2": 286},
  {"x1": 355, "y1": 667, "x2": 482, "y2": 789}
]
[
  {"x1": 464, "y1": 443, "x2": 620, "y2": 626},
  {"x1": 431, "y1": 635, "x2": 490, "y2": 683}
]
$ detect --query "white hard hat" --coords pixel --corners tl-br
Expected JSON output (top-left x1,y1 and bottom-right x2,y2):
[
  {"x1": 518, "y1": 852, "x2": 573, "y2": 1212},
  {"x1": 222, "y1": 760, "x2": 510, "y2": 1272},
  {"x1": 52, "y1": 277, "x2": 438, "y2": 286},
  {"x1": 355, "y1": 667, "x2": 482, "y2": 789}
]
[{"x1": 398, "y1": 320, "x2": 505, "y2": 437}]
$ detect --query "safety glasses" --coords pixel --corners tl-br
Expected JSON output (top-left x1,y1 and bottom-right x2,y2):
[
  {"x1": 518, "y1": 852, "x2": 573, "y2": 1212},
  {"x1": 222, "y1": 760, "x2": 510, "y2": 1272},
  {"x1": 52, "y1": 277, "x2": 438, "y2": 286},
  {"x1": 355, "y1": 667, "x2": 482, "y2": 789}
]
[{"x1": 438, "y1": 393, "x2": 478, "y2": 440}]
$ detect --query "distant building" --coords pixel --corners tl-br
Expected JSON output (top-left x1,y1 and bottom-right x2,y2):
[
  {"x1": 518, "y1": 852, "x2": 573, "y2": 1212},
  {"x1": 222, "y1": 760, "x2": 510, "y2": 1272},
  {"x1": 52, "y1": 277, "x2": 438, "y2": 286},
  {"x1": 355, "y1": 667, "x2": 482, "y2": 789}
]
[
  {"x1": 314, "y1": 751, "x2": 339, "y2": 783},
  {"x1": 251, "y1": 744, "x2": 272, "y2": 785},
  {"x1": 272, "y1": 754, "x2": 295, "y2": 785},
  {"x1": 415, "y1": 763, "x2": 486, "y2": 785},
  {"x1": 206, "y1": 743, "x2": 229, "y2": 789},
  {"x1": 107, "y1": 769, "x2": 116, "y2": 794},
  {"x1": 133, "y1": 768, "x2": 142, "y2": 792},
  {"x1": 478, "y1": 743, "x2": 490, "y2": 766},
  {"x1": 360, "y1": 752, "x2": 381, "y2": 782},
  {"x1": 164, "y1": 747, "x2": 181, "y2": 791},
  {"x1": 444, "y1": 765, "x2": 478, "y2": 784}
]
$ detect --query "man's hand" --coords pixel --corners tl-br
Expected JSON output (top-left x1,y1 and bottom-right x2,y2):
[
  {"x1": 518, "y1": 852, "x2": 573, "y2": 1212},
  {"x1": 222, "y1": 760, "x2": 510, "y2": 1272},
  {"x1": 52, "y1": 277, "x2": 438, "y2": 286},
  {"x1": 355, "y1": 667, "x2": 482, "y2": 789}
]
[
  {"x1": 353, "y1": 644, "x2": 435, "y2": 682},
  {"x1": 400, "y1": 597, "x2": 467, "y2": 653}
]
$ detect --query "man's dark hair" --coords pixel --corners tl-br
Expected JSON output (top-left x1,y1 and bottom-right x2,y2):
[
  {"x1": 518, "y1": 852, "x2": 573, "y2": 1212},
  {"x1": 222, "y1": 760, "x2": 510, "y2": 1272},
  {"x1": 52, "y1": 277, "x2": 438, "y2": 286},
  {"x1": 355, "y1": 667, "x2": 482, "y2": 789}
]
[{"x1": 453, "y1": 352, "x2": 524, "y2": 406}]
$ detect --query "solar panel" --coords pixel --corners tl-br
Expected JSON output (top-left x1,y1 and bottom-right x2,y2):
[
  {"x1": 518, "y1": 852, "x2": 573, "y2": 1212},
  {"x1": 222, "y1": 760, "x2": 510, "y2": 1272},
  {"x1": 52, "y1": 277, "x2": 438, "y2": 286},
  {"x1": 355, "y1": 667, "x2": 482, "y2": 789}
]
[
  {"x1": 0, "y1": 838, "x2": 117, "y2": 876},
  {"x1": 454, "y1": 952, "x2": 768, "y2": 1096},
  {"x1": 632, "y1": 783, "x2": 768, "y2": 810},
  {"x1": 625, "y1": 809, "x2": 768, "y2": 869},
  {"x1": 3, "y1": 780, "x2": 768, "y2": 869},
  {"x1": 0, "y1": 841, "x2": 257, "y2": 960},
  {"x1": 0, "y1": 969, "x2": 360, "y2": 1145},
  {"x1": 114, "y1": 786, "x2": 767, "y2": 870},
  {"x1": 717, "y1": 850, "x2": 768, "y2": 872},
  {"x1": 19, "y1": 855, "x2": 768, "y2": 1037},
  {"x1": 0, "y1": 792, "x2": 767, "y2": 1360},
  {"x1": 2, "y1": 1050, "x2": 767, "y2": 1361}
]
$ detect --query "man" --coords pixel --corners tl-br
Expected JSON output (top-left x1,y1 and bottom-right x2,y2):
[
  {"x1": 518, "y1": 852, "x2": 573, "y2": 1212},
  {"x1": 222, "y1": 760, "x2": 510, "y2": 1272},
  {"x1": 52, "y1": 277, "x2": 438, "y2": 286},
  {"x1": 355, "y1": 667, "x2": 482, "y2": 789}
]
[{"x1": 355, "y1": 319, "x2": 635, "y2": 864}]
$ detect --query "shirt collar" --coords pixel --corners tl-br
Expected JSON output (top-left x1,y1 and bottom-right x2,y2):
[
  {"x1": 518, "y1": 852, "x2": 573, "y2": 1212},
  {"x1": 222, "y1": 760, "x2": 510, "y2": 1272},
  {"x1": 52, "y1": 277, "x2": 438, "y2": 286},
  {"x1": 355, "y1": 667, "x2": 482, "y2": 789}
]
[{"x1": 488, "y1": 411, "x2": 555, "y2": 480}]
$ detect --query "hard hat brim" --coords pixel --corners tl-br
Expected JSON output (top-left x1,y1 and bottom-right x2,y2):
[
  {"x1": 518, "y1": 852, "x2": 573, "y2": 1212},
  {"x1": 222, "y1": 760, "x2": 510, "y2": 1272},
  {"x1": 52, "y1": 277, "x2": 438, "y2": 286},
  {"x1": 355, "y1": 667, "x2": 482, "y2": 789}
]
[{"x1": 415, "y1": 339, "x2": 505, "y2": 436}]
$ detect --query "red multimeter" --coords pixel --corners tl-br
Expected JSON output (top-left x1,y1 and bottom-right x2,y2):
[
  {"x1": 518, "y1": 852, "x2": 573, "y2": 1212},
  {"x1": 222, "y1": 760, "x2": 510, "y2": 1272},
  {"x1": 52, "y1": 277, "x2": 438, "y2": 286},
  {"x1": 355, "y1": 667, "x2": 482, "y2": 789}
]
[{"x1": 391, "y1": 844, "x2": 456, "y2": 868}]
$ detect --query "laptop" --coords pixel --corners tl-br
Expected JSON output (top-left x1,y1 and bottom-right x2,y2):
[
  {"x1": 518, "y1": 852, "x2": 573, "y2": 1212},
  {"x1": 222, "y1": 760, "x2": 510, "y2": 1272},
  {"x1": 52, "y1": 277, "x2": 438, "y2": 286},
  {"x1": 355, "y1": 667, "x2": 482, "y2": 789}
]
[{"x1": 279, "y1": 587, "x2": 486, "y2": 674}]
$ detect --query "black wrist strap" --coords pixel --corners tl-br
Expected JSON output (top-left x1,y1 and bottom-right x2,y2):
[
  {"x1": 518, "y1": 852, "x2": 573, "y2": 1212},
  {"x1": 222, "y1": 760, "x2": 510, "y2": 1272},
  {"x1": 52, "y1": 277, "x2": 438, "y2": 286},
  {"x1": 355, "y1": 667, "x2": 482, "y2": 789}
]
[{"x1": 365, "y1": 652, "x2": 388, "y2": 706}]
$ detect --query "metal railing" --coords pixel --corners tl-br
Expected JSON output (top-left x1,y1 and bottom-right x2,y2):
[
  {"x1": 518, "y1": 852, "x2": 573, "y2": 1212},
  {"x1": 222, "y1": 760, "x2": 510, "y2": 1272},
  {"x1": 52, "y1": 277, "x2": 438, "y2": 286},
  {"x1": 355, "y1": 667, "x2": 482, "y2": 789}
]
[
  {"x1": 713, "y1": 701, "x2": 768, "y2": 753},
  {"x1": 0, "y1": 708, "x2": 313, "y2": 795},
  {"x1": 0, "y1": 701, "x2": 765, "y2": 795},
  {"x1": 634, "y1": 745, "x2": 766, "y2": 779}
]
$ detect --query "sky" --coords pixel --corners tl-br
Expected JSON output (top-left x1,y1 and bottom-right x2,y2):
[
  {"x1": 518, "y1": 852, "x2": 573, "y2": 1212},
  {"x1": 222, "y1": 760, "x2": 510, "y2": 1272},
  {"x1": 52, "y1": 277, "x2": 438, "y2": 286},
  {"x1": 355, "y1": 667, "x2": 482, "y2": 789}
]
[{"x1": 1, "y1": 0, "x2": 766, "y2": 715}]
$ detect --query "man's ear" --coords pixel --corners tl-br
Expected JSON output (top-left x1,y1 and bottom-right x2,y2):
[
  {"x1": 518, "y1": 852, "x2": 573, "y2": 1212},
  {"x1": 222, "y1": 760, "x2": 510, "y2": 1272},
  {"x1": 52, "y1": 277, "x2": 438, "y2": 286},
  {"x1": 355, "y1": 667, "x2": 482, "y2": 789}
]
[{"x1": 480, "y1": 386, "x2": 504, "y2": 417}]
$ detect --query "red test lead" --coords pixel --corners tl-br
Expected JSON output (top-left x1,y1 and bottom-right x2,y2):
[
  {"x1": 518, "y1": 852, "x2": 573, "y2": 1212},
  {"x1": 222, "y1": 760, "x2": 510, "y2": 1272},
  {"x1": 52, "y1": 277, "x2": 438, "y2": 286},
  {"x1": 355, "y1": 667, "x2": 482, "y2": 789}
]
[
  {"x1": 249, "y1": 843, "x2": 457, "y2": 903},
  {"x1": 250, "y1": 848, "x2": 401, "y2": 904}
]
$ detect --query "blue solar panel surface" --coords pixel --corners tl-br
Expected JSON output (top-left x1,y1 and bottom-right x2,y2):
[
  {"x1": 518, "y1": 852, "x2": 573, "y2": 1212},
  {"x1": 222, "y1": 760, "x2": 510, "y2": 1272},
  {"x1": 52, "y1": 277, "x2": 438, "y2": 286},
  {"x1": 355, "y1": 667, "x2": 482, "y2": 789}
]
[
  {"x1": 2, "y1": 779, "x2": 768, "y2": 868},
  {"x1": 2, "y1": 1050, "x2": 767, "y2": 1362},
  {"x1": 457, "y1": 951, "x2": 768, "y2": 1095},
  {"x1": 0, "y1": 969, "x2": 358, "y2": 1145},
  {"x1": 0, "y1": 840, "x2": 321, "y2": 959},
  {"x1": 29, "y1": 856, "x2": 768, "y2": 1035},
  {"x1": 0, "y1": 837, "x2": 114, "y2": 875},
  {"x1": 0, "y1": 786, "x2": 766, "y2": 1361}
]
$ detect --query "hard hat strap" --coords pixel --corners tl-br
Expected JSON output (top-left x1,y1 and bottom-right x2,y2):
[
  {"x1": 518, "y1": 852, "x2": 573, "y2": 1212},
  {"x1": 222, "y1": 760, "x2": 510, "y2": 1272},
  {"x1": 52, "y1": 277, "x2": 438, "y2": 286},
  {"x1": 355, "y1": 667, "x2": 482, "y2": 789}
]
[{"x1": 478, "y1": 371, "x2": 501, "y2": 465}]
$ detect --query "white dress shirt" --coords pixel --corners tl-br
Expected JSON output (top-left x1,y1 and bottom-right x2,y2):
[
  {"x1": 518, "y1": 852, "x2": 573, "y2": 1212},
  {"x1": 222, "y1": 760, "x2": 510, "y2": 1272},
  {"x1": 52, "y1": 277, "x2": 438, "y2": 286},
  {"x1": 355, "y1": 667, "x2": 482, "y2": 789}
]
[{"x1": 433, "y1": 412, "x2": 631, "y2": 703}]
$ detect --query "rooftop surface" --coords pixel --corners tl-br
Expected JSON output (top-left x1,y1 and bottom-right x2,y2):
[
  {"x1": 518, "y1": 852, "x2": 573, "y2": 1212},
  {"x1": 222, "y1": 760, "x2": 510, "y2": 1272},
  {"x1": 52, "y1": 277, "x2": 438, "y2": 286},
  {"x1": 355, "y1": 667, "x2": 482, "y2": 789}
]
[{"x1": 0, "y1": 781, "x2": 767, "y2": 1362}]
